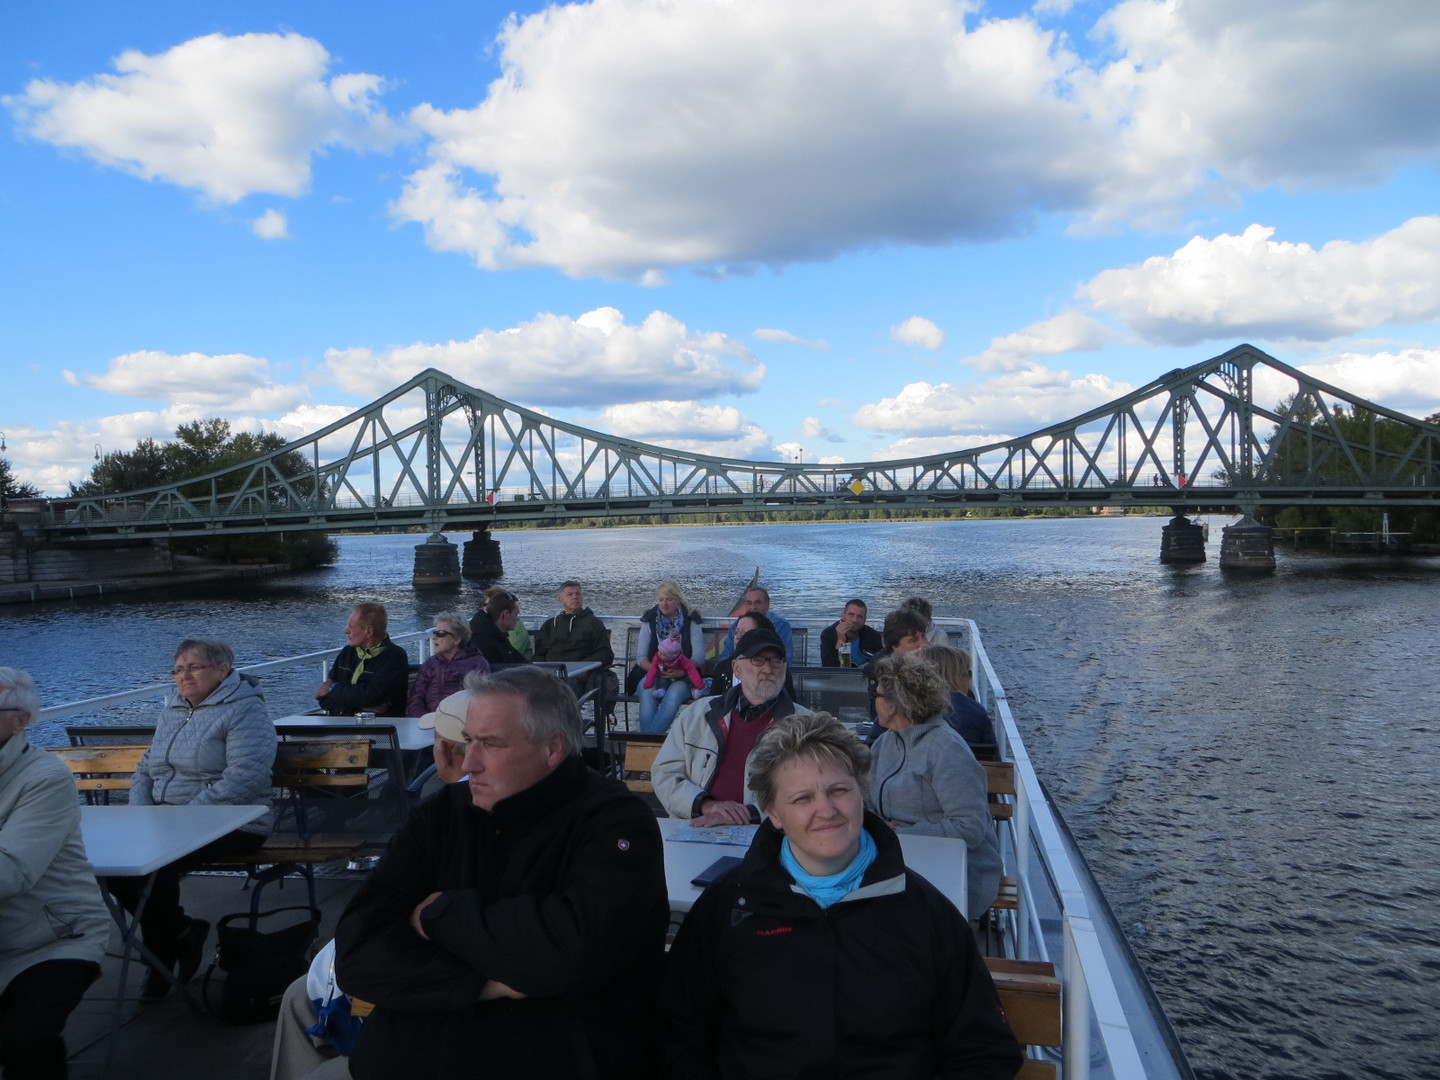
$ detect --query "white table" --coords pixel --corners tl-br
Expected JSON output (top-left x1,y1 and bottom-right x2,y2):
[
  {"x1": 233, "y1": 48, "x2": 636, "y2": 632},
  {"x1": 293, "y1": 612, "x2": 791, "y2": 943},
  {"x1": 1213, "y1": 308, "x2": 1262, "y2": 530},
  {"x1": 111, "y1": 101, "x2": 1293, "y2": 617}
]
[
  {"x1": 657, "y1": 817, "x2": 969, "y2": 916},
  {"x1": 275, "y1": 713, "x2": 430, "y2": 751},
  {"x1": 80, "y1": 804, "x2": 266, "y2": 1068}
]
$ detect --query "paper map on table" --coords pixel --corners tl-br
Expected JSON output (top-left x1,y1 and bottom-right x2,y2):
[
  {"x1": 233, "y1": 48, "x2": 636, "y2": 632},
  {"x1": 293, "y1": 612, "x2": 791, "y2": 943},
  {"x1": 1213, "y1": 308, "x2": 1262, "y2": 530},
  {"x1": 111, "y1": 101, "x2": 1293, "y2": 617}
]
[{"x1": 666, "y1": 824, "x2": 758, "y2": 847}]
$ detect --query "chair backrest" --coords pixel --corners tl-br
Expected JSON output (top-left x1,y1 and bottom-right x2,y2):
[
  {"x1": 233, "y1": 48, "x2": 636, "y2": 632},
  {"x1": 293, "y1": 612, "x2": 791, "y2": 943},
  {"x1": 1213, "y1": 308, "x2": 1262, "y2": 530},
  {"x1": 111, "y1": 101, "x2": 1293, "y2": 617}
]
[
  {"x1": 65, "y1": 725, "x2": 155, "y2": 747},
  {"x1": 787, "y1": 667, "x2": 871, "y2": 723},
  {"x1": 272, "y1": 739, "x2": 373, "y2": 791},
  {"x1": 984, "y1": 759, "x2": 1016, "y2": 821},
  {"x1": 48, "y1": 745, "x2": 149, "y2": 799},
  {"x1": 620, "y1": 739, "x2": 664, "y2": 793},
  {"x1": 984, "y1": 957, "x2": 1061, "y2": 1080}
]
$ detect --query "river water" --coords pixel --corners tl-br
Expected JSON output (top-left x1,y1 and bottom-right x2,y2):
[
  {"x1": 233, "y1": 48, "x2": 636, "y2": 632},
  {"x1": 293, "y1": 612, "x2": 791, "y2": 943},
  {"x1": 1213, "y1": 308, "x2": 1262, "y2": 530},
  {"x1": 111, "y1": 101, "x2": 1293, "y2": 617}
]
[{"x1": 3, "y1": 517, "x2": 1438, "y2": 1080}]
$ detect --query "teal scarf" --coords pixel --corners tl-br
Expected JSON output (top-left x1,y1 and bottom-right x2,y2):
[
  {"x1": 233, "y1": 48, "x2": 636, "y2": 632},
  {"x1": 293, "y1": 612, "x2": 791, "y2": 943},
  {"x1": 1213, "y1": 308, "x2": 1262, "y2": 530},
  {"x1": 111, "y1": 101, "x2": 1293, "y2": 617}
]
[{"x1": 779, "y1": 829, "x2": 877, "y2": 909}]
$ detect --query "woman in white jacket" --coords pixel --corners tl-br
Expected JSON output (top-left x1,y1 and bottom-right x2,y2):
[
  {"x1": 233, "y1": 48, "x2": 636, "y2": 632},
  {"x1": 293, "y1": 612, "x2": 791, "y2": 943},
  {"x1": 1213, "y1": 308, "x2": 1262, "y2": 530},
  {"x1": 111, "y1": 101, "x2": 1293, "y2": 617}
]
[{"x1": 0, "y1": 667, "x2": 110, "y2": 1079}]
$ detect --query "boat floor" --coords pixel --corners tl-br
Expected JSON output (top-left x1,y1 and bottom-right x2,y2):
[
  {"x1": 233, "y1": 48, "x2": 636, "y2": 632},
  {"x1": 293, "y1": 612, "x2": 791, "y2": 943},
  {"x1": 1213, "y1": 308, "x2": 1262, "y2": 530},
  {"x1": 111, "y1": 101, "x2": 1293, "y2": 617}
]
[{"x1": 66, "y1": 870, "x2": 366, "y2": 1080}]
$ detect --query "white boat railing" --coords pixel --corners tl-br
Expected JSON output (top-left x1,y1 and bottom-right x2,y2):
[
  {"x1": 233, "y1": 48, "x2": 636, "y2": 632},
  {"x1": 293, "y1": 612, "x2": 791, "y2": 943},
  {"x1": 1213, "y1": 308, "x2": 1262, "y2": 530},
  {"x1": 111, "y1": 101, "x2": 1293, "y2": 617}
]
[{"x1": 971, "y1": 619, "x2": 1170, "y2": 1080}]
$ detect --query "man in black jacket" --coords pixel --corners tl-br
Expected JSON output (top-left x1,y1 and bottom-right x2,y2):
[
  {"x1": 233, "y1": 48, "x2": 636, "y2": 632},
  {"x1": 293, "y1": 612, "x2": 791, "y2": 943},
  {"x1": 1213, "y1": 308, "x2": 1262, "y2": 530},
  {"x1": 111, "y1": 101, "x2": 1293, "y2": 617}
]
[
  {"x1": 315, "y1": 602, "x2": 409, "y2": 716},
  {"x1": 819, "y1": 598, "x2": 884, "y2": 667},
  {"x1": 333, "y1": 666, "x2": 668, "y2": 1079}
]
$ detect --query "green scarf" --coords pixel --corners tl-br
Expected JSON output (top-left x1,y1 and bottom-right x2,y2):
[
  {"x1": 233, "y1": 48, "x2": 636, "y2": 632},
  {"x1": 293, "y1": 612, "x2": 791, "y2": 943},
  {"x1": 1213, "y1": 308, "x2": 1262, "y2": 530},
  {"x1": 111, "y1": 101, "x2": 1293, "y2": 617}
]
[{"x1": 352, "y1": 643, "x2": 387, "y2": 684}]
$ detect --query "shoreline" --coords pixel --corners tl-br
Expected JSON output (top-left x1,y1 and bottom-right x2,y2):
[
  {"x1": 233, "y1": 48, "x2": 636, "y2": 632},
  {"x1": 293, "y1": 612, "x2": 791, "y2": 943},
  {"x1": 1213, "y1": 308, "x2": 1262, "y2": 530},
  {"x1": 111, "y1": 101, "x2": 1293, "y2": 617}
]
[{"x1": 0, "y1": 560, "x2": 291, "y2": 606}]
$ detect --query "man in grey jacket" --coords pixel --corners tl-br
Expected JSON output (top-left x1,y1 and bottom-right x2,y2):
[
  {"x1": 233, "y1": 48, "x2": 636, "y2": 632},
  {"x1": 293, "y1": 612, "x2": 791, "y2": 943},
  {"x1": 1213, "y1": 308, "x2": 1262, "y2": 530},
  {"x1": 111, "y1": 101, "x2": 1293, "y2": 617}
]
[{"x1": 651, "y1": 629, "x2": 810, "y2": 826}]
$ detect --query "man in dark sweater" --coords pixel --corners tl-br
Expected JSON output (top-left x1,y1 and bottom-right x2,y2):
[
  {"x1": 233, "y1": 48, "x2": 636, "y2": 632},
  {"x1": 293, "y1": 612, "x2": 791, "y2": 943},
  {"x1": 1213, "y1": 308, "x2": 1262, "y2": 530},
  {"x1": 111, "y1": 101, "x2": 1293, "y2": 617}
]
[{"x1": 334, "y1": 666, "x2": 668, "y2": 1079}]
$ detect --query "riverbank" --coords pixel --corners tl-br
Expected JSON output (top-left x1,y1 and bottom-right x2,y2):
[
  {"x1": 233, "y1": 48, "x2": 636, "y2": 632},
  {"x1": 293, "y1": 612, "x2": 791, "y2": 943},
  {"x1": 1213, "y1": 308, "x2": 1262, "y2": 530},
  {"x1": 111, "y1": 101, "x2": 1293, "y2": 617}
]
[{"x1": 0, "y1": 559, "x2": 290, "y2": 605}]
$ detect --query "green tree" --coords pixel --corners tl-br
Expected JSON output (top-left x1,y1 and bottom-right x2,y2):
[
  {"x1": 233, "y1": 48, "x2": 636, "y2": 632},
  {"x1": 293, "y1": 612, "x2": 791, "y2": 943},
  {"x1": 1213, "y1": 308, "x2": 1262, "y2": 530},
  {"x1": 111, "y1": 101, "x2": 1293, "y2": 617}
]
[
  {"x1": 67, "y1": 419, "x2": 337, "y2": 567},
  {"x1": 1, "y1": 457, "x2": 41, "y2": 502}
]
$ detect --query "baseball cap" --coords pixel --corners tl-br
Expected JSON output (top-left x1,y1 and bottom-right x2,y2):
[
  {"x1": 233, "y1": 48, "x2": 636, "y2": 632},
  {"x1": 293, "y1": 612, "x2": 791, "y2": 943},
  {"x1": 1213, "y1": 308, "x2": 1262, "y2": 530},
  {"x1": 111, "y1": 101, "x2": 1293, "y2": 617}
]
[
  {"x1": 735, "y1": 628, "x2": 786, "y2": 659},
  {"x1": 418, "y1": 690, "x2": 470, "y2": 743}
]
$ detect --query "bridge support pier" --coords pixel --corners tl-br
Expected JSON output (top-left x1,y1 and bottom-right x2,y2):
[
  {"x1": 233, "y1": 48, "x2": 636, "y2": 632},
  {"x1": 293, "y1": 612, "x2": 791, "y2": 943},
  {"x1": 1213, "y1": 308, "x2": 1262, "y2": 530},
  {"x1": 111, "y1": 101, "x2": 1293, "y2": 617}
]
[
  {"x1": 1160, "y1": 514, "x2": 1206, "y2": 564},
  {"x1": 413, "y1": 534, "x2": 462, "y2": 587},
  {"x1": 1219, "y1": 516, "x2": 1276, "y2": 571},
  {"x1": 461, "y1": 529, "x2": 503, "y2": 581}
]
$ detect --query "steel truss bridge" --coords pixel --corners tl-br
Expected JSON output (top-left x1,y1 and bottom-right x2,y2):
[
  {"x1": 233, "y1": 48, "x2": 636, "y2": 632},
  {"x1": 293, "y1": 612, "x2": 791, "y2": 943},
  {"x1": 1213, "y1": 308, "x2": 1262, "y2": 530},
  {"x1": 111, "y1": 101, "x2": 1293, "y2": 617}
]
[{"x1": 41, "y1": 344, "x2": 1440, "y2": 541}]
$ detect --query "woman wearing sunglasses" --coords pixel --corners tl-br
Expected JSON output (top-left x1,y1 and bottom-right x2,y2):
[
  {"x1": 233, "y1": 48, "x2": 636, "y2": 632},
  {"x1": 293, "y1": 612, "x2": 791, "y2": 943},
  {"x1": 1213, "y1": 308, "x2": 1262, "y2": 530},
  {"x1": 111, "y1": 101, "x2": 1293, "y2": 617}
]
[{"x1": 406, "y1": 612, "x2": 491, "y2": 717}]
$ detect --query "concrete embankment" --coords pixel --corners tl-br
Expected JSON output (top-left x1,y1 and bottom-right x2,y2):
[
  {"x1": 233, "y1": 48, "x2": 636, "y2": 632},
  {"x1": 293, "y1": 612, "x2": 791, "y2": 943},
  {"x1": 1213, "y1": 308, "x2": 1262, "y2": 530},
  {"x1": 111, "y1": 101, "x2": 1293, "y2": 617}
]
[{"x1": 0, "y1": 561, "x2": 291, "y2": 605}]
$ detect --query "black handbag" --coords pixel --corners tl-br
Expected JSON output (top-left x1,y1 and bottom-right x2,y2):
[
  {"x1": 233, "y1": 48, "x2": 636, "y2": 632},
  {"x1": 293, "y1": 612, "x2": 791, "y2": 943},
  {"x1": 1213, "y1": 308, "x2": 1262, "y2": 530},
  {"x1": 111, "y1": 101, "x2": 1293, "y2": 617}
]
[{"x1": 201, "y1": 906, "x2": 321, "y2": 1023}]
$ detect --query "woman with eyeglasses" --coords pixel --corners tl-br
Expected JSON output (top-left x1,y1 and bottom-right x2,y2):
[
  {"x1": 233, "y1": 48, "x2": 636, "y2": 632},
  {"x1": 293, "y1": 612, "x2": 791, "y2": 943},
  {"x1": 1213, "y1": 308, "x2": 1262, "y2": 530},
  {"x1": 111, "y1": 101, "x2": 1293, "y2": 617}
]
[
  {"x1": 868, "y1": 652, "x2": 1001, "y2": 921},
  {"x1": 111, "y1": 639, "x2": 277, "y2": 999},
  {"x1": 406, "y1": 611, "x2": 491, "y2": 717},
  {"x1": 468, "y1": 587, "x2": 528, "y2": 667}
]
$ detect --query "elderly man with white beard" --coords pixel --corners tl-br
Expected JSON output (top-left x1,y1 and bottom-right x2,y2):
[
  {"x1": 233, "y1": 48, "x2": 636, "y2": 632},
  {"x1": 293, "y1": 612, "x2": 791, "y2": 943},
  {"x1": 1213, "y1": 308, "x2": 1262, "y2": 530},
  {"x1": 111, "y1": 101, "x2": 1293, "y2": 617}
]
[{"x1": 651, "y1": 628, "x2": 811, "y2": 827}]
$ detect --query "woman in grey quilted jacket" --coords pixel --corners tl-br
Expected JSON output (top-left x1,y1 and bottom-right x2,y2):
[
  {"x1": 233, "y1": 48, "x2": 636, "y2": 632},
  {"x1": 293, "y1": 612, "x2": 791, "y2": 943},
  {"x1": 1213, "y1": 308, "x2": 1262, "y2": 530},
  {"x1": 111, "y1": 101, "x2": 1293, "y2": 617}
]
[{"x1": 110, "y1": 638, "x2": 277, "y2": 998}]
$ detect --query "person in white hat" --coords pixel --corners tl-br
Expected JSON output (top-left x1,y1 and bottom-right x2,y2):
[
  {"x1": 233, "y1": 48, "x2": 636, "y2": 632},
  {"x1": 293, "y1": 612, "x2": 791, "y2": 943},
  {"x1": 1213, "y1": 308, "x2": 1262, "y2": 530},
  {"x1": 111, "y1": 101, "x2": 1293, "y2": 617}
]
[{"x1": 415, "y1": 690, "x2": 472, "y2": 792}]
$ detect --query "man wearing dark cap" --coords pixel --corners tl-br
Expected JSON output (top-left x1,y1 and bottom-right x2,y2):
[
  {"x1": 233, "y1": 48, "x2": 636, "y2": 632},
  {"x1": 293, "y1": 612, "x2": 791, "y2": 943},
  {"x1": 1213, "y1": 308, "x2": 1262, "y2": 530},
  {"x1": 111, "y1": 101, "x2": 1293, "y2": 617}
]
[{"x1": 652, "y1": 628, "x2": 811, "y2": 827}]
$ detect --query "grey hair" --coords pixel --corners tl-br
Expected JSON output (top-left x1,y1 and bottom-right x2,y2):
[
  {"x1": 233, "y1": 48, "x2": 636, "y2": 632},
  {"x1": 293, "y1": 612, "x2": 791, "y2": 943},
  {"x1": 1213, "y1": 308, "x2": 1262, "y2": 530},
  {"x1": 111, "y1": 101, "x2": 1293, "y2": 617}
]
[
  {"x1": 748, "y1": 712, "x2": 870, "y2": 813},
  {"x1": 463, "y1": 665, "x2": 582, "y2": 756},
  {"x1": 874, "y1": 652, "x2": 950, "y2": 725},
  {"x1": 433, "y1": 610, "x2": 471, "y2": 645},
  {"x1": 0, "y1": 667, "x2": 41, "y2": 728},
  {"x1": 173, "y1": 639, "x2": 235, "y2": 671}
]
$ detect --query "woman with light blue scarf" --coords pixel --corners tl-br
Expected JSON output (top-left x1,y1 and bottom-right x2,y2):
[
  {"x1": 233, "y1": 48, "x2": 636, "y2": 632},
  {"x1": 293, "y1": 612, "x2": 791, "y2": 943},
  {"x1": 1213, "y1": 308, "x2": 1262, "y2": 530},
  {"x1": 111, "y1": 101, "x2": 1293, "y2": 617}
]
[{"x1": 659, "y1": 713, "x2": 1022, "y2": 1080}]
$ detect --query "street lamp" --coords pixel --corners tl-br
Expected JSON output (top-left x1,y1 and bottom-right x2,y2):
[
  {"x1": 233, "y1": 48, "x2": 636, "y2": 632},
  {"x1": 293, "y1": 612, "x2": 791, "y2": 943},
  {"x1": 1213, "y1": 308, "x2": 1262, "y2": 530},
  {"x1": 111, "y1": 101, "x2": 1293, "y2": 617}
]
[{"x1": 94, "y1": 443, "x2": 102, "y2": 461}]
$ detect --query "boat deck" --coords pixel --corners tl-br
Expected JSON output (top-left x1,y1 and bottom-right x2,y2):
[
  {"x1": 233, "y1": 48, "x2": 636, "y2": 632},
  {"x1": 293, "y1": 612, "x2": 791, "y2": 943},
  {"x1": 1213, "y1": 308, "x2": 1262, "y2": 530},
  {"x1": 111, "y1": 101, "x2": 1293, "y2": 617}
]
[{"x1": 66, "y1": 871, "x2": 366, "y2": 1080}]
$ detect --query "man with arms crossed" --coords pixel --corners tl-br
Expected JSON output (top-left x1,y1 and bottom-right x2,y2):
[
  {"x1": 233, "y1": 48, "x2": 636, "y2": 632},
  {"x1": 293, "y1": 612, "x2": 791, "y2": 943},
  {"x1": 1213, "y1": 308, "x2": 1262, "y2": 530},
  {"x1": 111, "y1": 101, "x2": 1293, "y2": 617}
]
[
  {"x1": 333, "y1": 667, "x2": 668, "y2": 1079},
  {"x1": 652, "y1": 628, "x2": 810, "y2": 827}
]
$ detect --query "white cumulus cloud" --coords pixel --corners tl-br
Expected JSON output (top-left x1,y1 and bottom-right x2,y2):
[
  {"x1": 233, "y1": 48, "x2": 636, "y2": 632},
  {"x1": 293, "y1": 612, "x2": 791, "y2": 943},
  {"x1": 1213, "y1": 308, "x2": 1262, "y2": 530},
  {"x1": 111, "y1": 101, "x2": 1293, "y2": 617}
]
[
  {"x1": 393, "y1": 0, "x2": 1113, "y2": 278},
  {"x1": 853, "y1": 364, "x2": 1133, "y2": 437},
  {"x1": 1080, "y1": 217, "x2": 1440, "y2": 345},
  {"x1": 1296, "y1": 348, "x2": 1440, "y2": 420},
  {"x1": 253, "y1": 208, "x2": 289, "y2": 239},
  {"x1": 5, "y1": 32, "x2": 406, "y2": 203},
  {"x1": 390, "y1": 0, "x2": 1440, "y2": 277},
  {"x1": 962, "y1": 310, "x2": 1112, "y2": 371},
  {"x1": 592, "y1": 400, "x2": 771, "y2": 458},
  {"x1": 64, "y1": 351, "x2": 309, "y2": 414},
  {"x1": 322, "y1": 307, "x2": 764, "y2": 407},
  {"x1": 890, "y1": 316, "x2": 946, "y2": 351}
]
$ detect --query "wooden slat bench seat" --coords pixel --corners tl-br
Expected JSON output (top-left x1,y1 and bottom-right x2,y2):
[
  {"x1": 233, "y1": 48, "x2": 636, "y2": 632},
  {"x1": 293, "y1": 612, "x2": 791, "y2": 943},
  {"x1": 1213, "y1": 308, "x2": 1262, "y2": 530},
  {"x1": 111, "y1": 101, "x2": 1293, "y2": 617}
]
[
  {"x1": 47, "y1": 745, "x2": 149, "y2": 803},
  {"x1": 985, "y1": 956, "x2": 1061, "y2": 1080},
  {"x1": 985, "y1": 759, "x2": 1015, "y2": 822}
]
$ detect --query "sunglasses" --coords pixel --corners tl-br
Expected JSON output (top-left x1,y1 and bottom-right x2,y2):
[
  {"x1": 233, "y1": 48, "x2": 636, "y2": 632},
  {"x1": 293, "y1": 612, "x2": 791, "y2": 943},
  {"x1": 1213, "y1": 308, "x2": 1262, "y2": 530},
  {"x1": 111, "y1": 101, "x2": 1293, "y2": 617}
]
[{"x1": 432, "y1": 629, "x2": 454, "y2": 638}]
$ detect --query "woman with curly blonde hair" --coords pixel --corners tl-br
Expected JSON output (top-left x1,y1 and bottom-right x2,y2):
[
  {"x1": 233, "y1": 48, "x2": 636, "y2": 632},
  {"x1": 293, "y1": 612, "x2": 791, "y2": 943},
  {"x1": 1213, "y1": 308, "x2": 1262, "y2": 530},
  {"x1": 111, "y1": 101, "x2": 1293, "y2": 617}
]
[{"x1": 868, "y1": 652, "x2": 1001, "y2": 918}]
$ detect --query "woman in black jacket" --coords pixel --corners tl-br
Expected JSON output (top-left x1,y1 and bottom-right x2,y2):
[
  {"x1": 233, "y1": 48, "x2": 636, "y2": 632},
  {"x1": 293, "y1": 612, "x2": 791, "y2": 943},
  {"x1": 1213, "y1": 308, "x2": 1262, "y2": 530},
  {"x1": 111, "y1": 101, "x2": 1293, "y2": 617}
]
[
  {"x1": 469, "y1": 587, "x2": 528, "y2": 666},
  {"x1": 660, "y1": 712, "x2": 1022, "y2": 1080}
]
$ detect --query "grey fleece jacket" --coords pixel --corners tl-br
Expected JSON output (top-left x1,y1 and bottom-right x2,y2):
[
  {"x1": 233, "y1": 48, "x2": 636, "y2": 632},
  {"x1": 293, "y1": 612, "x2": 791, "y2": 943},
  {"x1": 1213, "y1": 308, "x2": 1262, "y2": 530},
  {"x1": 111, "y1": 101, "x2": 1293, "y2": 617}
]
[
  {"x1": 130, "y1": 669, "x2": 277, "y2": 835},
  {"x1": 867, "y1": 719, "x2": 1001, "y2": 919}
]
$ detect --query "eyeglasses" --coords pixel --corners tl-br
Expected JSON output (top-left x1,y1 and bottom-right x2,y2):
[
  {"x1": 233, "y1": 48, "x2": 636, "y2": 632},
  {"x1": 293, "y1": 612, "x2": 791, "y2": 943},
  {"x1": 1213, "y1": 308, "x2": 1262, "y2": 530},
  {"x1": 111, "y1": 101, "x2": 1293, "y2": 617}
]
[
  {"x1": 743, "y1": 655, "x2": 786, "y2": 669},
  {"x1": 431, "y1": 629, "x2": 454, "y2": 638},
  {"x1": 171, "y1": 663, "x2": 216, "y2": 677}
]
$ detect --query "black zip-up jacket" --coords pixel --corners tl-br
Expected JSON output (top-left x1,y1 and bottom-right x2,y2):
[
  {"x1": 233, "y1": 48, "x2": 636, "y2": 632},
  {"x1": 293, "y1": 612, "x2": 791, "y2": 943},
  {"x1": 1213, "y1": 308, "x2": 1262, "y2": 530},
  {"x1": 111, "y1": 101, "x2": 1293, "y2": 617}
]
[
  {"x1": 534, "y1": 607, "x2": 615, "y2": 666},
  {"x1": 468, "y1": 609, "x2": 527, "y2": 666},
  {"x1": 320, "y1": 639, "x2": 409, "y2": 717},
  {"x1": 334, "y1": 756, "x2": 668, "y2": 1079},
  {"x1": 659, "y1": 813, "x2": 1023, "y2": 1080}
]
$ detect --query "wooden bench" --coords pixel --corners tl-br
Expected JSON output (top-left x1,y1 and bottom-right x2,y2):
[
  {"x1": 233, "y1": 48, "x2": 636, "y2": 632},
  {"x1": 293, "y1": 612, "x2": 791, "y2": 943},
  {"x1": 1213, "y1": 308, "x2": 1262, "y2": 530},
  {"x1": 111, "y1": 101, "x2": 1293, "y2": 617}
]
[
  {"x1": 982, "y1": 759, "x2": 1019, "y2": 912},
  {"x1": 47, "y1": 745, "x2": 149, "y2": 804},
  {"x1": 55, "y1": 737, "x2": 375, "y2": 913},
  {"x1": 985, "y1": 957, "x2": 1062, "y2": 1080},
  {"x1": 202, "y1": 739, "x2": 374, "y2": 913}
]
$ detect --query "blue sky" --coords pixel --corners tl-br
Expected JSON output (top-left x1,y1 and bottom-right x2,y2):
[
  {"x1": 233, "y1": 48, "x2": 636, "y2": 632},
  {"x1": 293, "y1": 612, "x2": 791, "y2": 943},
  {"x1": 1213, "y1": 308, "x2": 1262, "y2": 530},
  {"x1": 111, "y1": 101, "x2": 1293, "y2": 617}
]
[{"x1": 3, "y1": 0, "x2": 1438, "y2": 494}]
